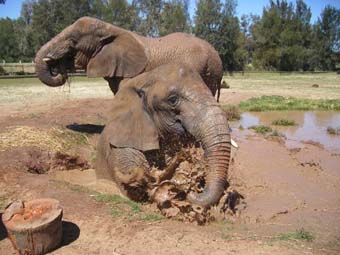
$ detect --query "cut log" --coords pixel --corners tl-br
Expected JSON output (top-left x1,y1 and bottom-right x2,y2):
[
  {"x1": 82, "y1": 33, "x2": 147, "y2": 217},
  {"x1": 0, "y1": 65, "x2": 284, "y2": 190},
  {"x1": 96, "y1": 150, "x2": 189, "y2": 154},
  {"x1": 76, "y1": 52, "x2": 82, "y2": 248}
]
[{"x1": 2, "y1": 198, "x2": 63, "y2": 255}]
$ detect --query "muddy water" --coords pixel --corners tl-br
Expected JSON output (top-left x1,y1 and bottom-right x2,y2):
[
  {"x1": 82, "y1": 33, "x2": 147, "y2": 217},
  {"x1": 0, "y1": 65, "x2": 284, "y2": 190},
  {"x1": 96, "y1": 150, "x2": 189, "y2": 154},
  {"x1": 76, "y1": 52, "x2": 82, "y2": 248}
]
[{"x1": 230, "y1": 111, "x2": 340, "y2": 151}]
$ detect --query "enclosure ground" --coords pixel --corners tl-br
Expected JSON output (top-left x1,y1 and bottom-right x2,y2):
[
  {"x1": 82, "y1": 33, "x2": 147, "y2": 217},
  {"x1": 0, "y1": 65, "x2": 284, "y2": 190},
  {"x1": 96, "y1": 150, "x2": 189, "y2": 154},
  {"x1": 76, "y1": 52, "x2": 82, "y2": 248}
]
[{"x1": 0, "y1": 74, "x2": 339, "y2": 254}]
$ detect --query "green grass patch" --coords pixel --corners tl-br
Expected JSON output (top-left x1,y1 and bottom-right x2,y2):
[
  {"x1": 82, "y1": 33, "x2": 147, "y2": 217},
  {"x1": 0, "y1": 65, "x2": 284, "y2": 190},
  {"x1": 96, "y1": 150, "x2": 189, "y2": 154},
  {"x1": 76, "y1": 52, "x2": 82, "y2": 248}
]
[
  {"x1": 270, "y1": 130, "x2": 285, "y2": 137},
  {"x1": 51, "y1": 180, "x2": 164, "y2": 221},
  {"x1": 239, "y1": 96, "x2": 340, "y2": 111},
  {"x1": 274, "y1": 228, "x2": 315, "y2": 242},
  {"x1": 272, "y1": 119, "x2": 296, "y2": 126},
  {"x1": 249, "y1": 125, "x2": 273, "y2": 134},
  {"x1": 94, "y1": 193, "x2": 141, "y2": 214},
  {"x1": 221, "y1": 105, "x2": 241, "y2": 120},
  {"x1": 139, "y1": 214, "x2": 165, "y2": 221},
  {"x1": 327, "y1": 126, "x2": 340, "y2": 135},
  {"x1": 249, "y1": 125, "x2": 285, "y2": 137}
]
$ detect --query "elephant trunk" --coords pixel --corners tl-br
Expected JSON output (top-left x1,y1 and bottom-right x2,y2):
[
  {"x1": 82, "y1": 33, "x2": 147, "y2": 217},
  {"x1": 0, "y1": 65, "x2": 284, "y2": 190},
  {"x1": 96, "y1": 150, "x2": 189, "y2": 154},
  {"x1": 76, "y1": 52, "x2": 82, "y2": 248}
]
[
  {"x1": 186, "y1": 105, "x2": 231, "y2": 208},
  {"x1": 35, "y1": 37, "x2": 68, "y2": 87}
]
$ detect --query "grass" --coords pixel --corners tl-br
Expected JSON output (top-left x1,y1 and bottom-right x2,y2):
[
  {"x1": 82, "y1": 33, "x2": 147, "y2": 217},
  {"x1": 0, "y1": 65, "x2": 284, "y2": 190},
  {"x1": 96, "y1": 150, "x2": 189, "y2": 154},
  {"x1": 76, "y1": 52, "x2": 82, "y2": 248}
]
[
  {"x1": 249, "y1": 125, "x2": 285, "y2": 137},
  {"x1": 218, "y1": 219, "x2": 235, "y2": 240},
  {"x1": 220, "y1": 80, "x2": 230, "y2": 89},
  {"x1": 223, "y1": 72, "x2": 340, "y2": 100},
  {"x1": 273, "y1": 228, "x2": 315, "y2": 242},
  {"x1": 51, "y1": 180, "x2": 164, "y2": 221},
  {"x1": 222, "y1": 105, "x2": 241, "y2": 120},
  {"x1": 249, "y1": 125, "x2": 273, "y2": 134},
  {"x1": 270, "y1": 130, "x2": 284, "y2": 137},
  {"x1": 94, "y1": 193, "x2": 141, "y2": 214},
  {"x1": 239, "y1": 96, "x2": 340, "y2": 111},
  {"x1": 327, "y1": 237, "x2": 340, "y2": 249},
  {"x1": 272, "y1": 119, "x2": 296, "y2": 126},
  {"x1": 327, "y1": 126, "x2": 340, "y2": 135}
]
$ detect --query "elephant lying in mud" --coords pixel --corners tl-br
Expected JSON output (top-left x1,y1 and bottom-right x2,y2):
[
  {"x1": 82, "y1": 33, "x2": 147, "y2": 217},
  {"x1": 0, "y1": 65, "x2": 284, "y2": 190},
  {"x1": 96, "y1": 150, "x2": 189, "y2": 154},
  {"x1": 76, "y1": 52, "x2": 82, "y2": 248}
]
[
  {"x1": 35, "y1": 17, "x2": 223, "y2": 101},
  {"x1": 96, "y1": 64, "x2": 231, "y2": 208}
]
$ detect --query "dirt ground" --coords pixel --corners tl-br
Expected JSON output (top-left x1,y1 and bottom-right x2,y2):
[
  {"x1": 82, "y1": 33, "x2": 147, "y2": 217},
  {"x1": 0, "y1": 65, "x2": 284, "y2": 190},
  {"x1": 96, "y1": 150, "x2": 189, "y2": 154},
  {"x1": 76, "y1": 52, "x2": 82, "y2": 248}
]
[{"x1": 0, "y1": 78, "x2": 340, "y2": 254}]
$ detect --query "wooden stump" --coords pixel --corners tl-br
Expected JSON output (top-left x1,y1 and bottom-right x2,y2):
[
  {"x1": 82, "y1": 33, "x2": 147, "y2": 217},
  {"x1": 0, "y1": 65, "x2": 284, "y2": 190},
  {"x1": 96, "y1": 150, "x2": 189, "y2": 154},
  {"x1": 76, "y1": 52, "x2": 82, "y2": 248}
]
[{"x1": 2, "y1": 198, "x2": 63, "y2": 255}]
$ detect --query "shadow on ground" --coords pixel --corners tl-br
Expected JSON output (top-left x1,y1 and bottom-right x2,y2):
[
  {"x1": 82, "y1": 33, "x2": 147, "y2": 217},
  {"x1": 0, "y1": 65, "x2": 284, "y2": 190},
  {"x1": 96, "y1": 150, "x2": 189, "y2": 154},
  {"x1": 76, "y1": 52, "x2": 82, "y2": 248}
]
[
  {"x1": 66, "y1": 123, "x2": 104, "y2": 134},
  {"x1": 0, "y1": 213, "x2": 7, "y2": 241},
  {"x1": 61, "y1": 221, "x2": 80, "y2": 246}
]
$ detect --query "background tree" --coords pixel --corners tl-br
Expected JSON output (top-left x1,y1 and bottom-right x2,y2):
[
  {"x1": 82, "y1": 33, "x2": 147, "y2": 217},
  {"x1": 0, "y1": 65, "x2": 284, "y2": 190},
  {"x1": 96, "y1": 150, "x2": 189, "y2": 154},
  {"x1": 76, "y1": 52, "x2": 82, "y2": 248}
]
[
  {"x1": 252, "y1": 0, "x2": 314, "y2": 71},
  {"x1": 100, "y1": 0, "x2": 139, "y2": 31},
  {"x1": 310, "y1": 5, "x2": 340, "y2": 70},
  {"x1": 159, "y1": 0, "x2": 191, "y2": 36},
  {"x1": 135, "y1": 0, "x2": 162, "y2": 36},
  {"x1": 239, "y1": 14, "x2": 259, "y2": 69},
  {"x1": 0, "y1": 18, "x2": 20, "y2": 62},
  {"x1": 193, "y1": 0, "x2": 222, "y2": 50},
  {"x1": 0, "y1": 0, "x2": 338, "y2": 72},
  {"x1": 217, "y1": 0, "x2": 244, "y2": 71}
]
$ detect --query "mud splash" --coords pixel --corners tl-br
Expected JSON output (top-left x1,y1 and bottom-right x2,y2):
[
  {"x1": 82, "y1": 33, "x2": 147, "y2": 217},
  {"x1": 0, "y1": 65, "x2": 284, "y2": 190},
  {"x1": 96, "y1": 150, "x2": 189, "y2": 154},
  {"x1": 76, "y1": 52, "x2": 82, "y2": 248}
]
[{"x1": 232, "y1": 111, "x2": 340, "y2": 151}]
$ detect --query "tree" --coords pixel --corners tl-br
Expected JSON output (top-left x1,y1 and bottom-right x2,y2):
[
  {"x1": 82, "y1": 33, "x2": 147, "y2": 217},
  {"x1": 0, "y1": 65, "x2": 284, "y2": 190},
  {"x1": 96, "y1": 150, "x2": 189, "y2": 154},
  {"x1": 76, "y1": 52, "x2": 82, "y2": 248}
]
[
  {"x1": 240, "y1": 14, "x2": 259, "y2": 68},
  {"x1": 217, "y1": 0, "x2": 244, "y2": 71},
  {"x1": 99, "y1": 0, "x2": 139, "y2": 31},
  {"x1": 0, "y1": 18, "x2": 20, "y2": 62},
  {"x1": 159, "y1": 0, "x2": 191, "y2": 36},
  {"x1": 135, "y1": 0, "x2": 163, "y2": 36},
  {"x1": 252, "y1": 0, "x2": 313, "y2": 71},
  {"x1": 310, "y1": 5, "x2": 340, "y2": 70},
  {"x1": 193, "y1": 0, "x2": 222, "y2": 50}
]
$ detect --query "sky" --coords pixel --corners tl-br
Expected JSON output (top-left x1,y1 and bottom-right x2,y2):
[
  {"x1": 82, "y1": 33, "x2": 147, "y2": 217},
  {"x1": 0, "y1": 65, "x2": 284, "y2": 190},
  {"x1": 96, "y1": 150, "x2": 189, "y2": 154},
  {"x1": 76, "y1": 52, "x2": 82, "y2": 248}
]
[{"x1": 0, "y1": 0, "x2": 339, "y2": 23}]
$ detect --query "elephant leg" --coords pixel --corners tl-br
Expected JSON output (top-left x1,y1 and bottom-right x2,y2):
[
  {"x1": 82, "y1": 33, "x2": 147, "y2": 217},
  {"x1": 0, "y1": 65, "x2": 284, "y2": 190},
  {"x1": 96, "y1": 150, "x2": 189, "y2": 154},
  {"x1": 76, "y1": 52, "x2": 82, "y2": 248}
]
[
  {"x1": 105, "y1": 77, "x2": 124, "y2": 94},
  {"x1": 216, "y1": 80, "x2": 221, "y2": 103},
  {"x1": 201, "y1": 74, "x2": 217, "y2": 98}
]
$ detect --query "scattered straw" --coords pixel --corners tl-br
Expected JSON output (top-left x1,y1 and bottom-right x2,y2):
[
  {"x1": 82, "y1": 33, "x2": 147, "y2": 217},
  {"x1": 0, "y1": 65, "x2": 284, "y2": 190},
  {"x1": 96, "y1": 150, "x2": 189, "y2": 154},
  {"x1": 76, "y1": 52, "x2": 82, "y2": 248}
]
[{"x1": 0, "y1": 126, "x2": 64, "y2": 151}]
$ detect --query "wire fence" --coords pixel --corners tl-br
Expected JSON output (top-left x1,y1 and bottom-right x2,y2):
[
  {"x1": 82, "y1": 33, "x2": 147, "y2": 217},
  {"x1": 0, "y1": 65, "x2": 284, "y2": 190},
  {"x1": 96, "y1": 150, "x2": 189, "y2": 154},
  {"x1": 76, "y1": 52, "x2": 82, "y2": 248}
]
[{"x1": 0, "y1": 63, "x2": 86, "y2": 79}]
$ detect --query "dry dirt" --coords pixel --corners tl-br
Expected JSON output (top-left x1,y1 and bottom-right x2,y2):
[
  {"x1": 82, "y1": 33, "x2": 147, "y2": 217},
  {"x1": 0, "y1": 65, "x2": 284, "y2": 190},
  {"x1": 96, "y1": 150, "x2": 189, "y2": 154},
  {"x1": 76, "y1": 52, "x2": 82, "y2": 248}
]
[{"x1": 0, "y1": 85, "x2": 339, "y2": 255}]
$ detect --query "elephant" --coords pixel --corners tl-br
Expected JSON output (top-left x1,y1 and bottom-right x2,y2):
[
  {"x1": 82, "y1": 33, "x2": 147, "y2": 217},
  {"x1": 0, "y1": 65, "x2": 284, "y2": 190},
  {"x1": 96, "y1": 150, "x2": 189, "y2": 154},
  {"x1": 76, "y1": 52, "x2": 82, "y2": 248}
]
[
  {"x1": 95, "y1": 64, "x2": 231, "y2": 208},
  {"x1": 35, "y1": 16, "x2": 223, "y2": 101}
]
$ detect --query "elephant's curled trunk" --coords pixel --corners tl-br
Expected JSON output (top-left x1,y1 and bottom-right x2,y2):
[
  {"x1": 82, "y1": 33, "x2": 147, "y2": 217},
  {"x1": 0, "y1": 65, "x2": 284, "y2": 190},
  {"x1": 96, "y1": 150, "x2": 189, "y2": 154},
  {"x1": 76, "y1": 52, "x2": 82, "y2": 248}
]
[
  {"x1": 187, "y1": 106, "x2": 231, "y2": 208},
  {"x1": 35, "y1": 38, "x2": 68, "y2": 87}
]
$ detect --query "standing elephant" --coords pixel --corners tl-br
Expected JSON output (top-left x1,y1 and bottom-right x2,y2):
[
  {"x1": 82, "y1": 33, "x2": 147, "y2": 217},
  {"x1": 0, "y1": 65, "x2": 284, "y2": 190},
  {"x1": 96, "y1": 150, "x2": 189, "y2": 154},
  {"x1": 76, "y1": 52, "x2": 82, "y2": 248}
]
[
  {"x1": 35, "y1": 17, "x2": 223, "y2": 101},
  {"x1": 96, "y1": 64, "x2": 231, "y2": 208}
]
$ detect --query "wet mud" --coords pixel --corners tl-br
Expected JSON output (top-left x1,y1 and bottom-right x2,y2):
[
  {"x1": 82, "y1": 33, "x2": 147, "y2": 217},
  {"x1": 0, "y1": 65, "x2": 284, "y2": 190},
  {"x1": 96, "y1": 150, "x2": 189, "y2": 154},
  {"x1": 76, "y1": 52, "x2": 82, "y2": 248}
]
[
  {"x1": 233, "y1": 111, "x2": 340, "y2": 151},
  {"x1": 0, "y1": 98, "x2": 339, "y2": 254}
]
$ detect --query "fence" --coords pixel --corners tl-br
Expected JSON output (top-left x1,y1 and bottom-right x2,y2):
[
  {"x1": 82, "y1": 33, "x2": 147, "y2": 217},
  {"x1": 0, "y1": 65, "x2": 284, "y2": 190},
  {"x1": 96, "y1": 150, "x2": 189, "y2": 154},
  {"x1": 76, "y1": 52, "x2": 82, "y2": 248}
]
[
  {"x1": 0, "y1": 62, "x2": 35, "y2": 75},
  {"x1": 0, "y1": 63, "x2": 337, "y2": 78},
  {"x1": 0, "y1": 62, "x2": 86, "y2": 79}
]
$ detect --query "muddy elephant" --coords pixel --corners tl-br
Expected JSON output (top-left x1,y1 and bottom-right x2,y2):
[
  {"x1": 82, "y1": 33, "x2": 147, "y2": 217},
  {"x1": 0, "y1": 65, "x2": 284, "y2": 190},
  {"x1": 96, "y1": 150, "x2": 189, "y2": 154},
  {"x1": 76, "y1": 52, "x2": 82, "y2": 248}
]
[
  {"x1": 96, "y1": 64, "x2": 231, "y2": 208},
  {"x1": 35, "y1": 17, "x2": 223, "y2": 101}
]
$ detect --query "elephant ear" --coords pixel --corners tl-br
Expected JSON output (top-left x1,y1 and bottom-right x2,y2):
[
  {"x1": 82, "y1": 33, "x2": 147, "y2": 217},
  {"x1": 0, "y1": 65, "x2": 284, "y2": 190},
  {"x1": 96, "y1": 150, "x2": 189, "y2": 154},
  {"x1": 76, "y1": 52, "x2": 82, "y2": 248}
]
[
  {"x1": 87, "y1": 33, "x2": 147, "y2": 78},
  {"x1": 104, "y1": 85, "x2": 159, "y2": 152}
]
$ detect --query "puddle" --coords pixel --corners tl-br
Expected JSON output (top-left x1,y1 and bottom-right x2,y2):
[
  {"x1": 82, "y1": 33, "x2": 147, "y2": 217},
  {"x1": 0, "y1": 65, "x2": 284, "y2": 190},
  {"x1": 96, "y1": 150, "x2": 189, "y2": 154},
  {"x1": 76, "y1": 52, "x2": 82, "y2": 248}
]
[{"x1": 230, "y1": 111, "x2": 340, "y2": 151}]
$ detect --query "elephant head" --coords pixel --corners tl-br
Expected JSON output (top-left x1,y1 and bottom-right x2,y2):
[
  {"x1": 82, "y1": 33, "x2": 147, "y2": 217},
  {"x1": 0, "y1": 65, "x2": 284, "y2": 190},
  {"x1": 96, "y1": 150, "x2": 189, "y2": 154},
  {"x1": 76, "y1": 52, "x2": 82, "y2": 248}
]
[
  {"x1": 35, "y1": 17, "x2": 147, "y2": 87},
  {"x1": 99, "y1": 64, "x2": 231, "y2": 208}
]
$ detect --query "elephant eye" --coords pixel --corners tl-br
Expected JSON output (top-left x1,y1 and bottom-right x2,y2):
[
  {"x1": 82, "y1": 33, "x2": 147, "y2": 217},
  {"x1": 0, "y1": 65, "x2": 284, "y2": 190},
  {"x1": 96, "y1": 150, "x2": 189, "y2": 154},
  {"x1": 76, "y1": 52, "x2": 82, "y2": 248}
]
[{"x1": 167, "y1": 94, "x2": 179, "y2": 106}]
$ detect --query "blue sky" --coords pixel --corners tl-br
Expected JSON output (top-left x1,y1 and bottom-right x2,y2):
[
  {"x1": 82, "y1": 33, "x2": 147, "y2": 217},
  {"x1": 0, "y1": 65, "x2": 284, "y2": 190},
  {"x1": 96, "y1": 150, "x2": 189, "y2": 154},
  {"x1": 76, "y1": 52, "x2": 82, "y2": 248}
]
[{"x1": 0, "y1": 0, "x2": 339, "y2": 23}]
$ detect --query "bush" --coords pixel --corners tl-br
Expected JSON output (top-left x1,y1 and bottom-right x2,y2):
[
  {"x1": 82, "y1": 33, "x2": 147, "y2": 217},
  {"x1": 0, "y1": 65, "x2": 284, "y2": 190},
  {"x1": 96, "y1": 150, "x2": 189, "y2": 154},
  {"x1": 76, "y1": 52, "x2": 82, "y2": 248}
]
[
  {"x1": 272, "y1": 119, "x2": 296, "y2": 126},
  {"x1": 221, "y1": 80, "x2": 230, "y2": 89}
]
